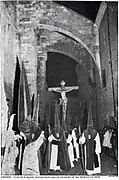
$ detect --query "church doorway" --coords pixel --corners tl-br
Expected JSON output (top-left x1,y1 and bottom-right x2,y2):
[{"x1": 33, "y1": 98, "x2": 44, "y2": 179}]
[{"x1": 44, "y1": 52, "x2": 87, "y2": 132}]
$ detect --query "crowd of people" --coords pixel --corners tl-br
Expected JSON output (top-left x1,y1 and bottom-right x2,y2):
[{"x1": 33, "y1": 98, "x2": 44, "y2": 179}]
[
  {"x1": 1, "y1": 114, "x2": 26, "y2": 175},
  {"x1": 1, "y1": 113, "x2": 117, "y2": 176},
  {"x1": 98, "y1": 126, "x2": 118, "y2": 163},
  {"x1": 1, "y1": 99, "x2": 118, "y2": 176}
]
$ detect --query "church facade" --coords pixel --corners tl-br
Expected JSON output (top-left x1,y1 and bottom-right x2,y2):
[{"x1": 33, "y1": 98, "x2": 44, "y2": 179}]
[{"x1": 1, "y1": 1, "x2": 118, "y2": 136}]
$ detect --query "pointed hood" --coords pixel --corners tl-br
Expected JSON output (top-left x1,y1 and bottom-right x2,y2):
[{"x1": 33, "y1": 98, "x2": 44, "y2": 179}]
[
  {"x1": 87, "y1": 101, "x2": 94, "y2": 129},
  {"x1": 8, "y1": 114, "x2": 16, "y2": 132},
  {"x1": 18, "y1": 61, "x2": 31, "y2": 126},
  {"x1": 53, "y1": 100, "x2": 61, "y2": 134},
  {"x1": 31, "y1": 95, "x2": 40, "y2": 126}
]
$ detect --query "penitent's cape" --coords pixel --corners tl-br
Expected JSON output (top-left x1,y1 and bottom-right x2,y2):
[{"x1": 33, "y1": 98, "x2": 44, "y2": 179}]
[
  {"x1": 79, "y1": 102, "x2": 101, "y2": 175},
  {"x1": 22, "y1": 131, "x2": 44, "y2": 175}
]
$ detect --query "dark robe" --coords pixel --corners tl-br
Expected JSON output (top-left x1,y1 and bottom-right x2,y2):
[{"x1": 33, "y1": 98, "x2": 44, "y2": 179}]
[
  {"x1": 84, "y1": 128, "x2": 99, "y2": 171},
  {"x1": 50, "y1": 139, "x2": 65, "y2": 170}
]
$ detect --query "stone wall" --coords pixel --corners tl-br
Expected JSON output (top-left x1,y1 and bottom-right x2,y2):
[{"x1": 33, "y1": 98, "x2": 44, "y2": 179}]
[
  {"x1": 98, "y1": 2, "x2": 118, "y2": 127},
  {"x1": 1, "y1": 0, "x2": 103, "y2": 129},
  {"x1": 17, "y1": 0, "x2": 99, "y2": 68},
  {"x1": 20, "y1": 26, "x2": 37, "y2": 97},
  {"x1": 107, "y1": 2, "x2": 118, "y2": 108},
  {"x1": 1, "y1": 1, "x2": 19, "y2": 112},
  {"x1": 17, "y1": 0, "x2": 101, "y2": 125}
]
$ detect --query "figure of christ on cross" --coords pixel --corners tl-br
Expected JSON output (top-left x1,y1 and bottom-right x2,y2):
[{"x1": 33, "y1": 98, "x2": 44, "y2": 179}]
[{"x1": 48, "y1": 80, "x2": 79, "y2": 123}]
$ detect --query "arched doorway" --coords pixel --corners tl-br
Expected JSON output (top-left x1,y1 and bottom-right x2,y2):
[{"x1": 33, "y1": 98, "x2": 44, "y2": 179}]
[{"x1": 44, "y1": 52, "x2": 93, "y2": 131}]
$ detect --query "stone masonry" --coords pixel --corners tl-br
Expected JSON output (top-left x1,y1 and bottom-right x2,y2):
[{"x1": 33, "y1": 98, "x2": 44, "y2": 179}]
[
  {"x1": 1, "y1": 1, "x2": 19, "y2": 112},
  {"x1": 1, "y1": 1, "x2": 117, "y2": 130},
  {"x1": 97, "y1": 2, "x2": 118, "y2": 128},
  {"x1": 17, "y1": 0, "x2": 101, "y2": 125}
]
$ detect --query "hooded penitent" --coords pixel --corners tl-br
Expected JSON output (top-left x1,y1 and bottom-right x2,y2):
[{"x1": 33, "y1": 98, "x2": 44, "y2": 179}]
[
  {"x1": 2, "y1": 114, "x2": 19, "y2": 175},
  {"x1": 79, "y1": 102, "x2": 101, "y2": 175},
  {"x1": 84, "y1": 102, "x2": 97, "y2": 139}
]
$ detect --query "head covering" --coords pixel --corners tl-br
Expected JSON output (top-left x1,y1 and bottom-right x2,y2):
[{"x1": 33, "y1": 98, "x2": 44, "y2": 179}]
[
  {"x1": 52, "y1": 126, "x2": 61, "y2": 139},
  {"x1": 87, "y1": 101, "x2": 94, "y2": 129},
  {"x1": 32, "y1": 126, "x2": 42, "y2": 141},
  {"x1": 5, "y1": 114, "x2": 16, "y2": 148},
  {"x1": 13, "y1": 134, "x2": 22, "y2": 141},
  {"x1": 54, "y1": 100, "x2": 60, "y2": 130},
  {"x1": 8, "y1": 114, "x2": 16, "y2": 132},
  {"x1": 84, "y1": 102, "x2": 97, "y2": 139}
]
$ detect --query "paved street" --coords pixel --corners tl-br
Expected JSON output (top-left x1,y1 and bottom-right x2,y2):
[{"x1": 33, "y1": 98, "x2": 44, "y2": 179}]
[{"x1": 42, "y1": 153, "x2": 118, "y2": 176}]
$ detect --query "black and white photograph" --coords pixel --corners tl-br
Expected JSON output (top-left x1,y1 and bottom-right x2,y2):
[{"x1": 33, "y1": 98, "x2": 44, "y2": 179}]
[{"x1": 0, "y1": 0, "x2": 118, "y2": 178}]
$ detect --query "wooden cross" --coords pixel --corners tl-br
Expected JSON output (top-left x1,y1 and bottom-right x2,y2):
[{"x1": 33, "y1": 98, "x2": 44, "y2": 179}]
[{"x1": 48, "y1": 80, "x2": 78, "y2": 122}]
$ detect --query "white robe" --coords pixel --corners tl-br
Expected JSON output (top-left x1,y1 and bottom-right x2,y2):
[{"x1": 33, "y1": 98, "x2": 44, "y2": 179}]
[
  {"x1": 103, "y1": 130, "x2": 112, "y2": 148},
  {"x1": 48, "y1": 134, "x2": 60, "y2": 171},
  {"x1": 1, "y1": 76, "x2": 8, "y2": 148},
  {"x1": 67, "y1": 134, "x2": 74, "y2": 167},
  {"x1": 79, "y1": 132, "x2": 101, "y2": 175},
  {"x1": 22, "y1": 131, "x2": 44, "y2": 175},
  {"x1": 2, "y1": 141, "x2": 19, "y2": 175},
  {"x1": 72, "y1": 129, "x2": 79, "y2": 160},
  {"x1": 1, "y1": 114, "x2": 18, "y2": 175}
]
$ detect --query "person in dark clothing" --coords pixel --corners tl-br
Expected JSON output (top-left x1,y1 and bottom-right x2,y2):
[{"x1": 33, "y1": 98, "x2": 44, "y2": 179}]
[
  {"x1": 98, "y1": 129, "x2": 104, "y2": 153},
  {"x1": 110, "y1": 129, "x2": 118, "y2": 163},
  {"x1": 79, "y1": 103, "x2": 101, "y2": 175}
]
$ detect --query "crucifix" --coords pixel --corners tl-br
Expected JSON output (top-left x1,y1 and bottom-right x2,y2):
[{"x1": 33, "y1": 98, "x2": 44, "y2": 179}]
[
  {"x1": 48, "y1": 80, "x2": 79, "y2": 170},
  {"x1": 48, "y1": 80, "x2": 79, "y2": 124}
]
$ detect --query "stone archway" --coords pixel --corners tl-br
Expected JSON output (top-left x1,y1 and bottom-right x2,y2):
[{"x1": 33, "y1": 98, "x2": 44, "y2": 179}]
[
  {"x1": 17, "y1": 0, "x2": 101, "y2": 126},
  {"x1": 36, "y1": 29, "x2": 98, "y2": 123},
  {"x1": 45, "y1": 51, "x2": 91, "y2": 130},
  {"x1": 17, "y1": 0, "x2": 101, "y2": 72}
]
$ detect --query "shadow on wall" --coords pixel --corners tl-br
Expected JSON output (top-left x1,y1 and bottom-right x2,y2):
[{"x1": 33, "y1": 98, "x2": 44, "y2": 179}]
[{"x1": 76, "y1": 63, "x2": 94, "y2": 102}]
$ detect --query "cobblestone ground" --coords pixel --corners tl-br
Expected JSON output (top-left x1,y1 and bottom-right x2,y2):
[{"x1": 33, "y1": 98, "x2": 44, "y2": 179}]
[{"x1": 42, "y1": 153, "x2": 118, "y2": 176}]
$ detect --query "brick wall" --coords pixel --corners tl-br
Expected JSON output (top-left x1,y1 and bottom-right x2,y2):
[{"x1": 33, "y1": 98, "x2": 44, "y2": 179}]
[
  {"x1": 1, "y1": 1, "x2": 19, "y2": 112},
  {"x1": 17, "y1": 0, "x2": 99, "y2": 67},
  {"x1": 20, "y1": 27, "x2": 37, "y2": 97},
  {"x1": 17, "y1": 0, "x2": 100, "y2": 124},
  {"x1": 1, "y1": 0, "x2": 102, "y2": 129},
  {"x1": 107, "y1": 3, "x2": 118, "y2": 108},
  {"x1": 98, "y1": 2, "x2": 118, "y2": 128}
]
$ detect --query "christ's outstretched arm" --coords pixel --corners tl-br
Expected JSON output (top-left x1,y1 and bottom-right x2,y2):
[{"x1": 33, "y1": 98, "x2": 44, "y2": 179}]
[
  {"x1": 48, "y1": 87, "x2": 61, "y2": 93},
  {"x1": 52, "y1": 89, "x2": 62, "y2": 94},
  {"x1": 65, "y1": 86, "x2": 78, "y2": 92}
]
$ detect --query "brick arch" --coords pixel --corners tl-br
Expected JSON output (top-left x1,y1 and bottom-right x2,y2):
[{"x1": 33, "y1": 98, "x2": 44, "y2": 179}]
[
  {"x1": 45, "y1": 32, "x2": 91, "y2": 70},
  {"x1": 36, "y1": 24, "x2": 97, "y2": 65},
  {"x1": 36, "y1": 26, "x2": 100, "y2": 75},
  {"x1": 46, "y1": 35, "x2": 100, "y2": 84},
  {"x1": 47, "y1": 49, "x2": 95, "y2": 85},
  {"x1": 18, "y1": 0, "x2": 99, "y2": 71},
  {"x1": 47, "y1": 49, "x2": 80, "y2": 65},
  {"x1": 37, "y1": 28, "x2": 96, "y2": 90}
]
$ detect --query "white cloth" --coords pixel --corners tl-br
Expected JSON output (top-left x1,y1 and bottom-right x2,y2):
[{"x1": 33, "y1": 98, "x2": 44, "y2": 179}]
[
  {"x1": 18, "y1": 133, "x2": 26, "y2": 170},
  {"x1": 1, "y1": 76, "x2": 8, "y2": 148},
  {"x1": 1, "y1": 114, "x2": 17, "y2": 174},
  {"x1": 2, "y1": 141, "x2": 19, "y2": 175},
  {"x1": 22, "y1": 131, "x2": 44, "y2": 175},
  {"x1": 79, "y1": 132, "x2": 101, "y2": 175},
  {"x1": 48, "y1": 134, "x2": 60, "y2": 170},
  {"x1": 72, "y1": 129, "x2": 79, "y2": 159},
  {"x1": 103, "y1": 130, "x2": 112, "y2": 148},
  {"x1": 67, "y1": 134, "x2": 74, "y2": 167}
]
